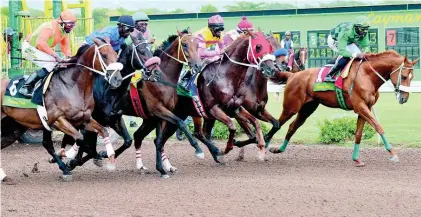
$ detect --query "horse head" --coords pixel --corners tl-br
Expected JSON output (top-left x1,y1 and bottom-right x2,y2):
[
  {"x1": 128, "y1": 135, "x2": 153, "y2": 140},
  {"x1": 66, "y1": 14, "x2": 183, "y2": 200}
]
[
  {"x1": 128, "y1": 30, "x2": 162, "y2": 75},
  {"x1": 175, "y1": 27, "x2": 202, "y2": 75},
  {"x1": 391, "y1": 55, "x2": 419, "y2": 104},
  {"x1": 247, "y1": 29, "x2": 277, "y2": 77},
  {"x1": 88, "y1": 37, "x2": 123, "y2": 89},
  {"x1": 294, "y1": 47, "x2": 307, "y2": 71}
]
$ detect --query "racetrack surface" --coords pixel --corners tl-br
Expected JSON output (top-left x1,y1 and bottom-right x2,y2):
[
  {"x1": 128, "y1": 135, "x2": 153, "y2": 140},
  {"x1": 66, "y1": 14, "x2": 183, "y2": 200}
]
[{"x1": 2, "y1": 141, "x2": 421, "y2": 217}]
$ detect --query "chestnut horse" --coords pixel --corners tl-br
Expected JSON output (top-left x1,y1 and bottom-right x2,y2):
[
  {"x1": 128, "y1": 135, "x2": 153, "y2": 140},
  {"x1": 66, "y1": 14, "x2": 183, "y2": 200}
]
[
  {"x1": 269, "y1": 50, "x2": 419, "y2": 166},
  {"x1": 1, "y1": 38, "x2": 123, "y2": 181}
]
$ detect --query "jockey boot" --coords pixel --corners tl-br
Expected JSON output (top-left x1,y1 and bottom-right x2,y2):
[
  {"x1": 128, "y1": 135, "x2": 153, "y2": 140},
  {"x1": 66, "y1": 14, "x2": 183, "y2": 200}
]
[
  {"x1": 18, "y1": 68, "x2": 48, "y2": 97},
  {"x1": 325, "y1": 57, "x2": 349, "y2": 83}
]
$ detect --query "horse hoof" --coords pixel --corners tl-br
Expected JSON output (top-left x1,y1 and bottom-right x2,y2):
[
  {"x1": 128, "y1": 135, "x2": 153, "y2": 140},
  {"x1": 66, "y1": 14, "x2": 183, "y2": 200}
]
[
  {"x1": 389, "y1": 156, "x2": 399, "y2": 163},
  {"x1": 354, "y1": 160, "x2": 365, "y2": 167},
  {"x1": 61, "y1": 175, "x2": 73, "y2": 182},
  {"x1": 161, "y1": 174, "x2": 170, "y2": 179},
  {"x1": 138, "y1": 167, "x2": 149, "y2": 174},
  {"x1": 195, "y1": 152, "x2": 205, "y2": 160},
  {"x1": 106, "y1": 163, "x2": 116, "y2": 171},
  {"x1": 257, "y1": 151, "x2": 266, "y2": 162},
  {"x1": 169, "y1": 167, "x2": 178, "y2": 173},
  {"x1": 269, "y1": 147, "x2": 283, "y2": 154},
  {"x1": 93, "y1": 159, "x2": 103, "y2": 167},
  {"x1": 48, "y1": 157, "x2": 57, "y2": 164}
]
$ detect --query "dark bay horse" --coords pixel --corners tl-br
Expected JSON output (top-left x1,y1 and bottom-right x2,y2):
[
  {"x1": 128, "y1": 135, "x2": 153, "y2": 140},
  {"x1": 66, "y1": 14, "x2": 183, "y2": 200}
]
[
  {"x1": 60, "y1": 29, "x2": 206, "y2": 177},
  {"x1": 150, "y1": 31, "x2": 278, "y2": 173},
  {"x1": 231, "y1": 34, "x2": 308, "y2": 160},
  {"x1": 52, "y1": 31, "x2": 161, "y2": 170},
  {"x1": 1, "y1": 38, "x2": 123, "y2": 181},
  {"x1": 268, "y1": 50, "x2": 419, "y2": 166}
]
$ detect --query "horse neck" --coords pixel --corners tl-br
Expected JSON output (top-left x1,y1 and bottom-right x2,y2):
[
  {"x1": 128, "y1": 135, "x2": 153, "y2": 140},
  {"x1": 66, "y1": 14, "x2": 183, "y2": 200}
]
[
  {"x1": 159, "y1": 41, "x2": 184, "y2": 84},
  {"x1": 224, "y1": 37, "x2": 250, "y2": 76},
  {"x1": 364, "y1": 55, "x2": 403, "y2": 90},
  {"x1": 118, "y1": 46, "x2": 137, "y2": 89},
  {"x1": 70, "y1": 48, "x2": 97, "y2": 87}
]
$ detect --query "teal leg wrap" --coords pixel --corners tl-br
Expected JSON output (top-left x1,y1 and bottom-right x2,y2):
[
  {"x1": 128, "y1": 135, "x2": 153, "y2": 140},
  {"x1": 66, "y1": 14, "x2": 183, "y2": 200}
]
[
  {"x1": 279, "y1": 140, "x2": 289, "y2": 152},
  {"x1": 381, "y1": 134, "x2": 392, "y2": 151},
  {"x1": 265, "y1": 140, "x2": 271, "y2": 149},
  {"x1": 352, "y1": 144, "x2": 360, "y2": 161}
]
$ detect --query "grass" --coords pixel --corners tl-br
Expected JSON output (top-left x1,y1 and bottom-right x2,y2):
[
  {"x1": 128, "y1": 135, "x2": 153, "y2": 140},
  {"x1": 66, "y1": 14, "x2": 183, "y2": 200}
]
[{"x1": 123, "y1": 93, "x2": 421, "y2": 148}]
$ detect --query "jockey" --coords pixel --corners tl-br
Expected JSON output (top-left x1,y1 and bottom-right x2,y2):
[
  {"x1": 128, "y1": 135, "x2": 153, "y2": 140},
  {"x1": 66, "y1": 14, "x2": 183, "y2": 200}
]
[
  {"x1": 324, "y1": 16, "x2": 371, "y2": 82},
  {"x1": 273, "y1": 48, "x2": 289, "y2": 71},
  {"x1": 132, "y1": 12, "x2": 156, "y2": 45},
  {"x1": 19, "y1": 10, "x2": 76, "y2": 97},
  {"x1": 281, "y1": 31, "x2": 294, "y2": 71},
  {"x1": 83, "y1": 15, "x2": 135, "y2": 52},
  {"x1": 223, "y1": 16, "x2": 254, "y2": 46},
  {"x1": 178, "y1": 14, "x2": 225, "y2": 91}
]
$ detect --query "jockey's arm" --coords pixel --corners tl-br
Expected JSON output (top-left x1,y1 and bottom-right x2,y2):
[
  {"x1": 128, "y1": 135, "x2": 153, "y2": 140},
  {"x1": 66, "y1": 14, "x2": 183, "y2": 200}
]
[
  {"x1": 196, "y1": 35, "x2": 220, "y2": 58},
  {"x1": 337, "y1": 33, "x2": 353, "y2": 58},
  {"x1": 60, "y1": 36, "x2": 71, "y2": 58},
  {"x1": 35, "y1": 27, "x2": 56, "y2": 57}
]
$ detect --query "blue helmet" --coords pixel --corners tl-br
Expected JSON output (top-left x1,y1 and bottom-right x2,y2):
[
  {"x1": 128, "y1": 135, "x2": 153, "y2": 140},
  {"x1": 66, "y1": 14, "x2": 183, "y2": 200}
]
[{"x1": 117, "y1": 15, "x2": 135, "y2": 28}]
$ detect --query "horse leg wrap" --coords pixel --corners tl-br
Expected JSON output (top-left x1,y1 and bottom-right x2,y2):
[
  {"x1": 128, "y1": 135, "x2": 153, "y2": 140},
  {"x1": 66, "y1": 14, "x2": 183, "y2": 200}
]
[
  {"x1": 65, "y1": 144, "x2": 79, "y2": 159},
  {"x1": 352, "y1": 144, "x2": 360, "y2": 161},
  {"x1": 380, "y1": 134, "x2": 392, "y2": 151},
  {"x1": 0, "y1": 168, "x2": 7, "y2": 181},
  {"x1": 136, "y1": 149, "x2": 144, "y2": 169},
  {"x1": 162, "y1": 152, "x2": 171, "y2": 171},
  {"x1": 104, "y1": 137, "x2": 115, "y2": 157}
]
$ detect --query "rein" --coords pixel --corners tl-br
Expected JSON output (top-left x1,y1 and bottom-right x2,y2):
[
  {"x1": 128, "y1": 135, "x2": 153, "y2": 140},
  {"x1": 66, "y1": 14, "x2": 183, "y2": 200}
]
[
  {"x1": 120, "y1": 40, "x2": 151, "y2": 81},
  {"x1": 158, "y1": 34, "x2": 190, "y2": 66}
]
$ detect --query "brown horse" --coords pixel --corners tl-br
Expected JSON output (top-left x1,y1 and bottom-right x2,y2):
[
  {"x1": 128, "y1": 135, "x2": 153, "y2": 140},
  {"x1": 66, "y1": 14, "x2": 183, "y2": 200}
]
[
  {"x1": 151, "y1": 31, "x2": 278, "y2": 173},
  {"x1": 1, "y1": 38, "x2": 123, "y2": 181},
  {"x1": 268, "y1": 50, "x2": 419, "y2": 166},
  {"x1": 231, "y1": 34, "x2": 308, "y2": 160}
]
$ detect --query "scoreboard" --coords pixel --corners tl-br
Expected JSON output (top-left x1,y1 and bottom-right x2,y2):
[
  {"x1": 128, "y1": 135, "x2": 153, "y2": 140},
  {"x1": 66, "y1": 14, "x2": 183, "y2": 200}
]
[
  {"x1": 385, "y1": 27, "x2": 420, "y2": 69},
  {"x1": 272, "y1": 31, "x2": 301, "y2": 53},
  {"x1": 307, "y1": 29, "x2": 379, "y2": 68}
]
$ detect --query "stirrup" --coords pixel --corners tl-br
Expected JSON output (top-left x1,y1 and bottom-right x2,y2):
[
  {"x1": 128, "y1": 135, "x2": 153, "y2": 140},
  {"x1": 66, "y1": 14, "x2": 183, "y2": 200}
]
[{"x1": 18, "y1": 86, "x2": 34, "y2": 97}]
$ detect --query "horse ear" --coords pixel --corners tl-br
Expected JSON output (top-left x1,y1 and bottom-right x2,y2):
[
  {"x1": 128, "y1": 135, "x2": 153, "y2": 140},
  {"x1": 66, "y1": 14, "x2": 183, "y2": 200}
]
[
  {"x1": 177, "y1": 28, "x2": 183, "y2": 37},
  {"x1": 270, "y1": 31, "x2": 274, "y2": 37},
  {"x1": 104, "y1": 37, "x2": 110, "y2": 44},
  {"x1": 187, "y1": 27, "x2": 192, "y2": 34},
  {"x1": 413, "y1": 57, "x2": 420, "y2": 66},
  {"x1": 92, "y1": 37, "x2": 101, "y2": 46},
  {"x1": 258, "y1": 27, "x2": 262, "y2": 33},
  {"x1": 404, "y1": 54, "x2": 408, "y2": 62}
]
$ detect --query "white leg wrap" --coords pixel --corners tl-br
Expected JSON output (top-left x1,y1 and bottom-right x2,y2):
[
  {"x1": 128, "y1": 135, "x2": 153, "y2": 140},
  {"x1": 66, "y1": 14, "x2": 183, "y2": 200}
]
[
  {"x1": 104, "y1": 137, "x2": 115, "y2": 157},
  {"x1": 65, "y1": 144, "x2": 79, "y2": 159},
  {"x1": 136, "y1": 149, "x2": 144, "y2": 170},
  {"x1": 0, "y1": 168, "x2": 7, "y2": 181},
  {"x1": 162, "y1": 152, "x2": 172, "y2": 172}
]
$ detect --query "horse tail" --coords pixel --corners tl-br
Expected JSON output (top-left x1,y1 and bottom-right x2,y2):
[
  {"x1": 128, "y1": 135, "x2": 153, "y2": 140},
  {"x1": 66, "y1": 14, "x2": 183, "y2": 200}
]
[{"x1": 270, "y1": 71, "x2": 293, "y2": 84}]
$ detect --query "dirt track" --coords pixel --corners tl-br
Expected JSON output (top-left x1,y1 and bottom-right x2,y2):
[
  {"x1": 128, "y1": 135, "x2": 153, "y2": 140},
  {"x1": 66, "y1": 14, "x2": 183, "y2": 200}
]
[{"x1": 1, "y1": 140, "x2": 421, "y2": 217}]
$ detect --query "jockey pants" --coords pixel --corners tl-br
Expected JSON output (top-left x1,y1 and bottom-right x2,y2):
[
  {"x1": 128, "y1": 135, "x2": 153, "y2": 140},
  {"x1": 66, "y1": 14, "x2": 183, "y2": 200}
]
[{"x1": 22, "y1": 40, "x2": 57, "y2": 73}]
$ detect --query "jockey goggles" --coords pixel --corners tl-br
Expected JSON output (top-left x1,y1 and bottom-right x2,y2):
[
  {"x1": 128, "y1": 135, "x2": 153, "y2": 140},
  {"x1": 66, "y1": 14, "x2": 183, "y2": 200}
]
[{"x1": 122, "y1": 25, "x2": 135, "y2": 33}]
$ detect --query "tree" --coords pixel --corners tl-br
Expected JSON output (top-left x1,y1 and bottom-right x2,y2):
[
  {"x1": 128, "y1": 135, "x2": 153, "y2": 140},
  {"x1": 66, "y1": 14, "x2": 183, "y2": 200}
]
[
  {"x1": 92, "y1": 8, "x2": 109, "y2": 30},
  {"x1": 224, "y1": 2, "x2": 265, "y2": 11},
  {"x1": 169, "y1": 8, "x2": 185, "y2": 14},
  {"x1": 200, "y1": 4, "x2": 218, "y2": 13},
  {"x1": 263, "y1": 3, "x2": 296, "y2": 10}
]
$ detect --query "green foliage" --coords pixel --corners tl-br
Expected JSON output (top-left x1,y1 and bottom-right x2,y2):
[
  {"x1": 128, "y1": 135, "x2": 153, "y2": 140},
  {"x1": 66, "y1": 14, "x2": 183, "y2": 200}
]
[
  {"x1": 187, "y1": 119, "x2": 270, "y2": 140},
  {"x1": 317, "y1": 116, "x2": 376, "y2": 144},
  {"x1": 200, "y1": 4, "x2": 219, "y2": 13},
  {"x1": 224, "y1": 2, "x2": 265, "y2": 12},
  {"x1": 169, "y1": 8, "x2": 186, "y2": 14},
  {"x1": 93, "y1": 8, "x2": 110, "y2": 30}
]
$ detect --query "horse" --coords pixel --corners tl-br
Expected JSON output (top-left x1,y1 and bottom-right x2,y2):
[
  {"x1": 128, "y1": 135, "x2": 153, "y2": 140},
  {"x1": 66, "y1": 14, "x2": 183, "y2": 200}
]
[
  {"x1": 1, "y1": 38, "x2": 123, "y2": 181},
  {"x1": 145, "y1": 30, "x2": 278, "y2": 175},
  {"x1": 50, "y1": 31, "x2": 161, "y2": 170},
  {"x1": 229, "y1": 34, "x2": 308, "y2": 160},
  {"x1": 268, "y1": 50, "x2": 419, "y2": 166},
  {"x1": 60, "y1": 29, "x2": 206, "y2": 178}
]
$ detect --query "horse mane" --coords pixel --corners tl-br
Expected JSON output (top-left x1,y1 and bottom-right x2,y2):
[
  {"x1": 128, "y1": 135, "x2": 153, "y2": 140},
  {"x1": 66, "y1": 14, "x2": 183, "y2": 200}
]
[
  {"x1": 153, "y1": 29, "x2": 189, "y2": 57},
  {"x1": 223, "y1": 34, "x2": 248, "y2": 57},
  {"x1": 67, "y1": 37, "x2": 108, "y2": 63},
  {"x1": 365, "y1": 50, "x2": 401, "y2": 59}
]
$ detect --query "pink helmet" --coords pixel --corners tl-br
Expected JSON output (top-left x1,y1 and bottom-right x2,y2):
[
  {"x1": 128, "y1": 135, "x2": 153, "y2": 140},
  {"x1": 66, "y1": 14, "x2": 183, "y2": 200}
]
[
  {"x1": 208, "y1": 14, "x2": 224, "y2": 27},
  {"x1": 237, "y1": 16, "x2": 253, "y2": 31}
]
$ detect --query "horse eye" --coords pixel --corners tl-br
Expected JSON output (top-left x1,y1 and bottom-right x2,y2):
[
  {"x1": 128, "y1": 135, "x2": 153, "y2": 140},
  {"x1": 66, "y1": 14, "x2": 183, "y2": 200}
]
[
  {"x1": 401, "y1": 76, "x2": 407, "y2": 80},
  {"x1": 101, "y1": 54, "x2": 107, "y2": 59},
  {"x1": 256, "y1": 44, "x2": 262, "y2": 53}
]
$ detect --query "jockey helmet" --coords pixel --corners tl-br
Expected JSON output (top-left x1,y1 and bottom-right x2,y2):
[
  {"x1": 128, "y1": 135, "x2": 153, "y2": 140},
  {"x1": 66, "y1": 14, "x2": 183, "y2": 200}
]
[
  {"x1": 117, "y1": 15, "x2": 135, "y2": 28},
  {"x1": 208, "y1": 14, "x2": 224, "y2": 32},
  {"x1": 285, "y1": 31, "x2": 291, "y2": 36},
  {"x1": 58, "y1": 10, "x2": 77, "y2": 33},
  {"x1": 354, "y1": 16, "x2": 370, "y2": 37},
  {"x1": 237, "y1": 16, "x2": 254, "y2": 32},
  {"x1": 133, "y1": 12, "x2": 149, "y2": 22}
]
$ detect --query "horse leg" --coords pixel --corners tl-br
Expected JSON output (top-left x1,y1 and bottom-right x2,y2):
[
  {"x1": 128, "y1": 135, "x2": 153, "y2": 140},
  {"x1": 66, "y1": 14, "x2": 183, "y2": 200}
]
[
  {"x1": 97, "y1": 117, "x2": 133, "y2": 162},
  {"x1": 154, "y1": 106, "x2": 204, "y2": 159},
  {"x1": 192, "y1": 117, "x2": 222, "y2": 163},
  {"x1": 234, "y1": 107, "x2": 266, "y2": 161},
  {"x1": 352, "y1": 116, "x2": 366, "y2": 167},
  {"x1": 233, "y1": 118, "x2": 255, "y2": 161},
  {"x1": 42, "y1": 129, "x2": 72, "y2": 181},
  {"x1": 259, "y1": 109, "x2": 281, "y2": 148},
  {"x1": 356, "y1": 104, "x2": 399, "y2": 163},
  {"x1": 83, "y1": 117, "x2": 116, "y2": 170},
  {"x1": 67, "y1": 130, "x2": 102, "y2": 170},
  {"x1": 48, "y1": 134, "x2": 75, "y2": 164},
  {"x1": 154, "y1": 121, "x2": 169, "y2": 178},
  {"x1": 133, "y1": 118, "x2": 157, "y2": 173},
  {"x1": 270, "y1": 101, "x2": 319, "y2": 154},
  {"x1": 52, "y1": 117, "x2": 85, "y2": 161},
  {"x1": 202, "y1": 118, "x2": 215, "y2": 141},
  {"x1": 209, "y1": 106, "x2": 236, "y2": 155}
]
